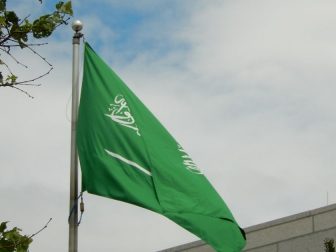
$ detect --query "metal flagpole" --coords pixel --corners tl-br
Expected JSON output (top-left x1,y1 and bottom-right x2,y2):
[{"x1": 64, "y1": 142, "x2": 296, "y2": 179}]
[{"x1": 69, "y1": 20, "x2": 83, "y2": 252}]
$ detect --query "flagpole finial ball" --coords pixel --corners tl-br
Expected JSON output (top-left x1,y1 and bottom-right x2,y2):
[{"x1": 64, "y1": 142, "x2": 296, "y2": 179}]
[{"x1": 72, "y1": 20, "x2": 83, "y2": 32}]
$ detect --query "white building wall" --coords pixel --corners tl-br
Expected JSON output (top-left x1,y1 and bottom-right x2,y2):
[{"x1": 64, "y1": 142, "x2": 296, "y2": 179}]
[{"x1": 159, "y1": 204, "x2": 336, "y2": 252}]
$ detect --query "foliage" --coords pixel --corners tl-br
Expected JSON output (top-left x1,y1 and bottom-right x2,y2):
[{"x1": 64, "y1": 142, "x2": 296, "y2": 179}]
[
  {"x1": 325, "y1": 238, "x2": 336, "y2": 252},
  {"x1": 0, "y1": 219, "x2": 52, "y2": 252},
  {"x1": 0, "y1": 0, "x2": 73, "y2": 97},
  {"x1": 0, "y1": 222, "x2": 32, "y2": 252}
]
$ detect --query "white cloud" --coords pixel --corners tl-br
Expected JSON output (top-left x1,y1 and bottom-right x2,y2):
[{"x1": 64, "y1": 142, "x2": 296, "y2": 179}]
[{"x1": 109, "y1": 0, "x2": 336, "y2": 226}]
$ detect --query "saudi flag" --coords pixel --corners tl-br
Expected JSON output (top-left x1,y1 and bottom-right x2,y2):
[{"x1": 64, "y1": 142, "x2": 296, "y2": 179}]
[{"x1": 77, "y1": 43, "x2": 246, "y2": 252}]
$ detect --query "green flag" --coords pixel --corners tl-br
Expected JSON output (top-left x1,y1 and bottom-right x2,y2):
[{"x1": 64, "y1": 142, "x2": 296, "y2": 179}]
[{"x1": 77, "y1": 43, "x2": 246, "y2": 252}]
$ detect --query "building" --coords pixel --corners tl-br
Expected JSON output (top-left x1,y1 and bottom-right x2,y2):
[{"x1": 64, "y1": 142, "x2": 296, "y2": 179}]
[{"x1": 159, "y1": 203, "x2": 336, "y2": 252}]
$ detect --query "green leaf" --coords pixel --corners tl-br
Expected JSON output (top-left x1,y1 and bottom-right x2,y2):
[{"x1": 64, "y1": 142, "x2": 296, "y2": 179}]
[
  {"x1": 32, "y1": 15, "x2": 56, "y2": 38},
  {"x1": 16, "y1": 236, "x2": 32, "y2": 252},
  {"x1": 0, "y1": 222, "x2": 7, "y2": 233},
  {"x1": 0, "y1": 0, "x2": 6, "y2": 12},
  {"x1": 0, "y1": 240, "x2": 14, "y2": 252},
  {"x1": 5, "y1": 11, "x2": 19, "y2": 24},
  {"x1": 56, "y1": 1, "x2": 73, "y2": 16},
  {"x1": 0, "y1": 222, "x2": 32, "y2": 252},
  {"x1": 62, "y1": 1, "x2": 73, "y2": 16},
  {"x1": 6, "y1": 75, "x2": 17, "y2": 83},
  {"x1": 0, "y1": 16, "x2": 6, "y2": 26},
  {"x1": 55, "y1": 1, "x2": 64, "y2": 10}
]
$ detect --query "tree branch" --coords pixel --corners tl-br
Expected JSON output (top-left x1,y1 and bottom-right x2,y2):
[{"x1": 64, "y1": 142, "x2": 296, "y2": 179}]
[
  {"x1": 0, "y1": 47, "x2": 28, "y2": 68},
  {"x1": 28, "y1": 218, "x2": 52, "y2": 239},
  {"x1": 10, "y1": 85, "x2": 34, "y2": 98},
  {"x1": 0, "y1": 0, "x2": 73, "y2": 97},
  {"x1": 17, "y1": 67, "x2": 53, "y2": 85}
]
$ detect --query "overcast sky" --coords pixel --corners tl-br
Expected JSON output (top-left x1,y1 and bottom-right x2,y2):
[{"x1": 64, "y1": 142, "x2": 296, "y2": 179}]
[{"x1": 1, "y1": 1, "x2": 336, "y2": 251}]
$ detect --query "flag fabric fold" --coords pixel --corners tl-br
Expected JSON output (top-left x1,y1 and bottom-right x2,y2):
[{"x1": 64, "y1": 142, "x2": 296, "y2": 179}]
[{"x1": 77, "y1": 43, "x2": 246, "y2": 252}]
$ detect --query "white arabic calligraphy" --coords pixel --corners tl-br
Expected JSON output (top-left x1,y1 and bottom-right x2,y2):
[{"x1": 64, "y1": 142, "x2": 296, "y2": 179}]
[
  {"x1": 105, "y1": 94, "x2": 141, "y2": 136},
  {"x1": 177, "y1": 144, "x2": 203, "y2": 174}
]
